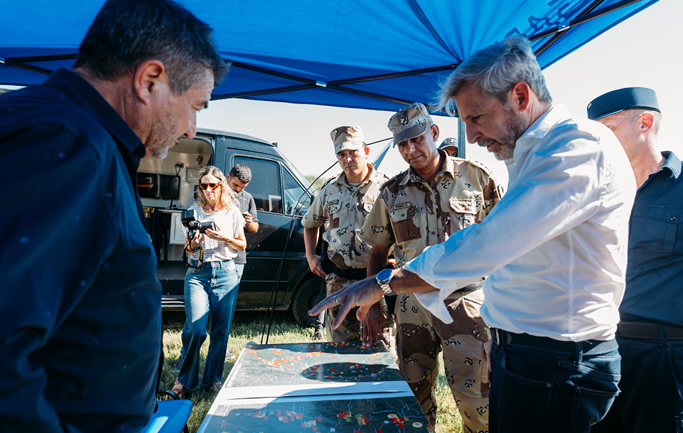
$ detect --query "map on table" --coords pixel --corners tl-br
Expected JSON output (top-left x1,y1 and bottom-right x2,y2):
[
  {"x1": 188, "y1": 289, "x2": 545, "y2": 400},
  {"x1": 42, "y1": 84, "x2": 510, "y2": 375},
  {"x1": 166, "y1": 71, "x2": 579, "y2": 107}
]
[
  {"x1": 224, "y1": 341, "x2": 408, "y2": 398},
  {"x1": 198, "y1": 342, "x2": 433, "y2": 433},
  {"x1": 199, "y1": 394, "x2": 434, "y2": 433}
]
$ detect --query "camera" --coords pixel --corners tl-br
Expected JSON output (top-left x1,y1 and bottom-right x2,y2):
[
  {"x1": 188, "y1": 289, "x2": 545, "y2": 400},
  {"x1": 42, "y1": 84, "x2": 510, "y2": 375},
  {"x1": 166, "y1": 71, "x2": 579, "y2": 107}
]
[{"x1": 181, "y1": 209, "x2": 216, "y2": 240}]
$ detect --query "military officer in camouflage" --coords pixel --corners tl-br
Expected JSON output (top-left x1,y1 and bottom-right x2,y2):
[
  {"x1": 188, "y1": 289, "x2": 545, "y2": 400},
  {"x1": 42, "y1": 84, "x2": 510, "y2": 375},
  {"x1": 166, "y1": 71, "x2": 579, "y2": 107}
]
[
  {"x1": 438, "y1": 136, "x2": 459, "y2": 156},
  {"x1": 362, "y1": 103, "x2": 502, "y2": 431},
  {"x1": 302, "y1": 126, "x2": 394, "y2": 344}
]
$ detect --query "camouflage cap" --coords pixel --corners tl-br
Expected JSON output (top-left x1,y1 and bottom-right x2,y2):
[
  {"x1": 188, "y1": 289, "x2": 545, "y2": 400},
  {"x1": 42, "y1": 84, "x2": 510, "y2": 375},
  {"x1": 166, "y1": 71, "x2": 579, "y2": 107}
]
[
  {"x1": 331, "y1": 125, "x2": 366, "y2": 154},
  {"x1": 438, "y1": 137, "x2": 458, "y2": 150},
  {"x1": 387, "y1": 102, "x2": 433, "y2": 147}
]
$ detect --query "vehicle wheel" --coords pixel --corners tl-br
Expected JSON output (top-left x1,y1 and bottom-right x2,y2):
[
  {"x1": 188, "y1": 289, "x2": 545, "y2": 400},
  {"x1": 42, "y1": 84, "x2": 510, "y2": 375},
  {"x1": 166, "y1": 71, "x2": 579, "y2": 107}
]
[{"x1": 291, "y1": 277, "x2": 325, "y2": 328}]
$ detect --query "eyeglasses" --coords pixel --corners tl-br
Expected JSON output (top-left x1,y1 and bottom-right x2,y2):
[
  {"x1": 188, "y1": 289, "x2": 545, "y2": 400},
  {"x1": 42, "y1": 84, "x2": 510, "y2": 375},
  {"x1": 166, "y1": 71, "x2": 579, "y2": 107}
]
[{"x1": 200, "y1": 182, "x2": 221, "y2": 190}]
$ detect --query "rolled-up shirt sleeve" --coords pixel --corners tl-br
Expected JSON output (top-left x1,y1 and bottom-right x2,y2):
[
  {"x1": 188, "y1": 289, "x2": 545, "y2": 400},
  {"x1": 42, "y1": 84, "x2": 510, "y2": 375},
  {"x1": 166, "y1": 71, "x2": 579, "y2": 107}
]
[{"x1": 302, "y1": 189, "x2": 327, "y2": 229}]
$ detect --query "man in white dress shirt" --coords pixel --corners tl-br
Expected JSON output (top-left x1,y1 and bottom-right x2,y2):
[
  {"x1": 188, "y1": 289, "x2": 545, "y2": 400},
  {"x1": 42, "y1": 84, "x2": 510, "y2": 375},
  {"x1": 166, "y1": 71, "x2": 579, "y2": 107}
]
[{"x1": 310, "y1": 36, "x2": 637, "y2": 433}]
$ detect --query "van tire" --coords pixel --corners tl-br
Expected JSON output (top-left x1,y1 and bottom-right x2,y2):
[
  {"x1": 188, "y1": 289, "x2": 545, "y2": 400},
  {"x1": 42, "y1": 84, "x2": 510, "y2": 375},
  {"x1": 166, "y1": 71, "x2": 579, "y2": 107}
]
[{"x1": 291, "y1": 277, "x2": 324, "y2": 328}]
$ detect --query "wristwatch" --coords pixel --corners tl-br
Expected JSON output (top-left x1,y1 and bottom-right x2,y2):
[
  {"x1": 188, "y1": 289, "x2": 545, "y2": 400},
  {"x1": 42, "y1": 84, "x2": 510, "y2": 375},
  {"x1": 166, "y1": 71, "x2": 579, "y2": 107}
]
[{"x1": 375, "y1": 268, "x2": 394, "y2": 296}]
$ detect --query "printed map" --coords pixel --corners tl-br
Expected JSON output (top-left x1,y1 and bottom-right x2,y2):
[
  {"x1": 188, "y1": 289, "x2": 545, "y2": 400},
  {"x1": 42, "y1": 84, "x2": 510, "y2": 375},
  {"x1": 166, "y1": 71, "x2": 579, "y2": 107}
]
[{"x1": 198, "y1": 342, "x2": 433, "y2": 433}]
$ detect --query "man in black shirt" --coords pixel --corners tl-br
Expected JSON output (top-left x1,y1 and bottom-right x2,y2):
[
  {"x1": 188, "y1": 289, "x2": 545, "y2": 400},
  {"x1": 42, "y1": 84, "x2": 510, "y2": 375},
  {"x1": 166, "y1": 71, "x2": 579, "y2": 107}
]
[
  {"x1": 588, "y1": 88, "x2": 683, "y2": 433},
  {"x1": 0, "y1": 0, "x2": 228, "y2": 431}
]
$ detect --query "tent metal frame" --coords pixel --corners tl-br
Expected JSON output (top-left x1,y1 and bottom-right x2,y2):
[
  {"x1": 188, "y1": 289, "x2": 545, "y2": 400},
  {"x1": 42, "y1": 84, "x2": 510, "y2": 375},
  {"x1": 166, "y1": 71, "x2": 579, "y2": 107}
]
[{"x1": 1, "y1": 0, "x2": 642, "y2": 107}]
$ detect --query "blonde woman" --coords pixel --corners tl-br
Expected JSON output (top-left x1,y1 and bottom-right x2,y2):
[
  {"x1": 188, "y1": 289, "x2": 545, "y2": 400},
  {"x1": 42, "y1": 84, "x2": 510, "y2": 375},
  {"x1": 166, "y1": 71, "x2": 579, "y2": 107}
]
[{"x1": 173, "y1": 166, "x2": 246, "y2": 398}]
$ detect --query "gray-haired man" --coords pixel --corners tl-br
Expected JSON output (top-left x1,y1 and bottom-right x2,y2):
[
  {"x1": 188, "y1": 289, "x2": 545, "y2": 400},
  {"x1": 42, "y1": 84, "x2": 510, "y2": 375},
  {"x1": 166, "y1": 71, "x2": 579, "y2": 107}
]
[
  {"x1": 0, "y1": 0, "x2": 227, "y2": 430},
  {"x1": 311, "y1": 36, "x2": 637, "y2": 433}
]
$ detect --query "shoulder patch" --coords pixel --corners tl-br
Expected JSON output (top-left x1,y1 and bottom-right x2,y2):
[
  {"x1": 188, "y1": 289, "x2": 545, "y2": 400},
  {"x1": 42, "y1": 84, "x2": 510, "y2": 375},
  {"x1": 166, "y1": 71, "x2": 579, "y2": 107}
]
[
  {"x1": 317, "y1": 175, "x2": 338, "y2": 193},
  {"x1": 380, "y1": 170, "x2": 408, "y2": 194},
  {"x1": 464, "y1": 158, "x2": 494, "y2": 176}
]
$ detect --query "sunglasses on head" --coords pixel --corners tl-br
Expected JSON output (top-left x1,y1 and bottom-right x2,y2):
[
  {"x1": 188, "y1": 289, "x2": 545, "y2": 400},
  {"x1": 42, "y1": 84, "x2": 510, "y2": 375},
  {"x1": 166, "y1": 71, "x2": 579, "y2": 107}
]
[{"x1": 200, "y1": 182, "x2": 221, "y2": 190}]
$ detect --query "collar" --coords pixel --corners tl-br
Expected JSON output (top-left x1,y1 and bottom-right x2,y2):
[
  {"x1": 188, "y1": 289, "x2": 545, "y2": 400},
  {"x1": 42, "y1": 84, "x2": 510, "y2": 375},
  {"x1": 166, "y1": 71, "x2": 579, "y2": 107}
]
[
  {"x1": 661, "y1": 151, "x2": 682, "y2": 179},
  {"x1": 399, "y1": 149, "x2": 454, "y2": 186},
  {"x1": 44, "y1": 68, "x2": 145, "y2": 158},
  {"x1": 513, "y1": 105, "x2": 568, "y2": 161},
  {"x1": 337, "y1": 163, "x2": 378, "y2": 188}
]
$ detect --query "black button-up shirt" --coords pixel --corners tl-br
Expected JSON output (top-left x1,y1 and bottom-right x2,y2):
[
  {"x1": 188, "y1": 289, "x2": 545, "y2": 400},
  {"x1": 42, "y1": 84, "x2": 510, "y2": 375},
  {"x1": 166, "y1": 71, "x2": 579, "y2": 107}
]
[
  {"x1": 620, "y1": 151, "x2": 683, "y2": 326},
  {"x1": 0, "y1": 68, "x2": 161, "y2": 432}
]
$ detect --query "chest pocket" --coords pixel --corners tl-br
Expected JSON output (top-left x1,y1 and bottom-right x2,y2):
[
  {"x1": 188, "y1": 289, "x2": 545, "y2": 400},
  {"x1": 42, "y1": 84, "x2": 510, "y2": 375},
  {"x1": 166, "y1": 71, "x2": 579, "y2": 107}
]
[
  {"x1": 389, "y1": 202, "x2": 421, "y2": 243},
  {"x1": 325, "y1": 199, "x2": 341, "y2": 215},
  {"x1": 448, "y1": 197, "x2": 477, "y2": 230},
  {"x1": 325, "y1": 199, "x2": 341, "y2": 228},
  {"x1": 449, "y1": 197, "x2": 477, "y2": 213},
  {"x1": 631, "y1": 205, "x2": 682, "y2": 253},
  {"x1": 361, "y1": 200, "x2": 374, "y2": 217}
]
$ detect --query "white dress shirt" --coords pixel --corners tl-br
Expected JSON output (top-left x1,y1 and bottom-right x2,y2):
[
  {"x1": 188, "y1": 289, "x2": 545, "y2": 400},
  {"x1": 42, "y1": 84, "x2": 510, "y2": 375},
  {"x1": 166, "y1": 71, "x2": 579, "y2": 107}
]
[{"x1": 405, "y1": 105, "x2": 636, "y2": 342}]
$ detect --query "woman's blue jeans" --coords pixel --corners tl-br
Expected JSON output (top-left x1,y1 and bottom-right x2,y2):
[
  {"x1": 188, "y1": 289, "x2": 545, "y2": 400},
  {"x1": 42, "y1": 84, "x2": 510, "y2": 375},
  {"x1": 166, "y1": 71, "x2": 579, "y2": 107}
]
[
  {"x1": 489, "y1": 330, "x2": 621, "y2": 433},
  {"x1": 177, "y1": 260, "x2": 239, "y2": 390}
]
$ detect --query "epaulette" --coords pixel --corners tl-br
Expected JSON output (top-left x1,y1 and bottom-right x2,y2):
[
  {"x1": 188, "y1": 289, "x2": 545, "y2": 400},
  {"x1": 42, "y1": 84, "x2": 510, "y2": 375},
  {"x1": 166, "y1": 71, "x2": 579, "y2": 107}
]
[
  {"x1": 378, "y1": 169, "x2": 410, "y2": 192},
  {"x1": 464, "y1": 157, "x2": 494, "y2": 176},
  {"x1": 321, "y1": 176, "x2": 336, "y2": 188}
]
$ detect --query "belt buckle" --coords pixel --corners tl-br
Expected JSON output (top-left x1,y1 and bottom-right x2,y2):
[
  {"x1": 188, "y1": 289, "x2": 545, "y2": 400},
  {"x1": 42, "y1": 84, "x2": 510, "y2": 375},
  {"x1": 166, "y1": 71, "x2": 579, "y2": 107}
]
[
  {"x1": 489, "y1": 328, "x2": 511, "y2": 346},
  {"x1": 491, "y1": 328, "x2": 502, "y2": 346}
]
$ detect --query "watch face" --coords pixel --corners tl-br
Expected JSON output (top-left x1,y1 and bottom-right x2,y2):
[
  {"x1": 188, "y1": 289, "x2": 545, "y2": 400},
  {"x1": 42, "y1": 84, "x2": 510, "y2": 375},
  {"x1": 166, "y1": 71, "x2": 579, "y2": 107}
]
[{"x1": 377, "y1": 268, "x2": 392, "y2": 282}]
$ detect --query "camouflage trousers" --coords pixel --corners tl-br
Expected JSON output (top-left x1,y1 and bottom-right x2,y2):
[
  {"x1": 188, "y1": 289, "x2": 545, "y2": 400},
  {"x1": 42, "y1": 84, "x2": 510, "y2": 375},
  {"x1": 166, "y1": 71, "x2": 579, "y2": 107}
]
[
  {"x1": 396, "y1": 289, "x2": 490, "y2": 432},
  {"x1": 325, "y1": 273, "x2": 395, "y2": 350}
]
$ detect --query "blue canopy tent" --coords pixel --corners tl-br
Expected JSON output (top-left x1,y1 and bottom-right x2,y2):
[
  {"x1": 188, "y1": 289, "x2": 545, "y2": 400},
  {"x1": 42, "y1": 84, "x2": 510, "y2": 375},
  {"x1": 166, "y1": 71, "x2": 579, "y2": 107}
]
[{"x1": 0, "y1": 0, "x2": 658, "y2": 114}]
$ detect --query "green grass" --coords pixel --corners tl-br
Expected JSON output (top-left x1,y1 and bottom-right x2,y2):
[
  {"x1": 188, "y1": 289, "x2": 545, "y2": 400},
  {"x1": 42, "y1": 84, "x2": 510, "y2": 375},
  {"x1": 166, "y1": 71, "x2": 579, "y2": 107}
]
[{"x1": 161, "y1": 311, "x2": 463, "y2": 433}]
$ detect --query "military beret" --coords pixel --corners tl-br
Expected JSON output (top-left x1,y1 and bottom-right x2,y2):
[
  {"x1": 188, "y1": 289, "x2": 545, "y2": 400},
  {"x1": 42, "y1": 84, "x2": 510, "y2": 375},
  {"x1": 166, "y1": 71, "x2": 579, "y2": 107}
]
[{"x1": 587, "y1": 87, "x2": 660, "y2": 120}]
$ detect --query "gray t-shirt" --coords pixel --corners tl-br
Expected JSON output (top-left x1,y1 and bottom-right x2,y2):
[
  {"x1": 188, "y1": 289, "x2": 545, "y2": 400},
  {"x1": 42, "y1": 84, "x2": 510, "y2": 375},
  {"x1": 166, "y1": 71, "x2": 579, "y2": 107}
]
[{"x1": 234, "y1": 190, "x2": 258, "y2": 265}]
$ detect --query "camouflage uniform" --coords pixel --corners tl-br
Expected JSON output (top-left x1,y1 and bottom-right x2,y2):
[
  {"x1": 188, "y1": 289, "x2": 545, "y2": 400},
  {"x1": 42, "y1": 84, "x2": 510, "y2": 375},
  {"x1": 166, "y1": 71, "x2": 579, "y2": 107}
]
[
  {"x1": 302, "y1": 164, "x2": 394, "y2": 343},
  {"x1": 362, "y1": 152, "x2": 503, "y2": 432}
]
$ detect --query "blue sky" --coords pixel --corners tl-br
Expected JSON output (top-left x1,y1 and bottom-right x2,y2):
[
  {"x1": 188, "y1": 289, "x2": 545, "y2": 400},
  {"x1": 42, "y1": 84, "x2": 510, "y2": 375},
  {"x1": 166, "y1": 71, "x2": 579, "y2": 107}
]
[{"x1": 198, "y1": 0, "x2": 680, "y2": 187}]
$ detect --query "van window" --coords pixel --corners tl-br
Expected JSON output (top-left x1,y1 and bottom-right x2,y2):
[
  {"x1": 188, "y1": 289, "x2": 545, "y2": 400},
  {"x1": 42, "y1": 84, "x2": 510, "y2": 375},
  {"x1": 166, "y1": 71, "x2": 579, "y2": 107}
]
[
  {"x1": 284, "y1": 168, "x2": 311, "y2": 216},
  {"x1": 235, "y1": 157, "x2": 282, "y2": 213},
  {"x1": 234, "y1": 155, "x2": 311, "y2": 216}
]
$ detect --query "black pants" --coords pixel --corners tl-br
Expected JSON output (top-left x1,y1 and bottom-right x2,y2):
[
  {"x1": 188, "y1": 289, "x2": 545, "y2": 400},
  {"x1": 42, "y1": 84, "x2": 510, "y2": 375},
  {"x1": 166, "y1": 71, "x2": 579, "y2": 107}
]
[{"x1": 591, "y1": 335, "x2": 683, "y2": 433}]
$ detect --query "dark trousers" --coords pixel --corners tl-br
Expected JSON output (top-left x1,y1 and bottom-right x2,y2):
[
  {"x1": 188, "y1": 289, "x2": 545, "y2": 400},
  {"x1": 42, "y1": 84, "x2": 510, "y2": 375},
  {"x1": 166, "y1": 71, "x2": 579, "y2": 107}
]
[
  {"x1": 591, "y1": 335, "x2": 683, "y2": 433},
  {"x1": 489, "y1": 329, "x2": 620, "y2": 433}
]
